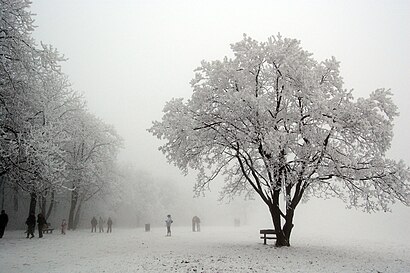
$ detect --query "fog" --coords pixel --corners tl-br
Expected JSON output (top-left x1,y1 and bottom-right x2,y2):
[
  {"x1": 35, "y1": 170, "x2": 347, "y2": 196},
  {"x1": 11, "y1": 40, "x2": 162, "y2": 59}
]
[{"x1": 26, "y1": 0, "x2": 410, "y2": 240}]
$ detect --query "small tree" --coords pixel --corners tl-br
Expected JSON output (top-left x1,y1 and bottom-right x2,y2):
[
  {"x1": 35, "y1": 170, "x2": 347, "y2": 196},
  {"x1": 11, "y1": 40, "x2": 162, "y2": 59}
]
[{"x1": 149, "y1": 34, "x2": 410, "y2": 247}]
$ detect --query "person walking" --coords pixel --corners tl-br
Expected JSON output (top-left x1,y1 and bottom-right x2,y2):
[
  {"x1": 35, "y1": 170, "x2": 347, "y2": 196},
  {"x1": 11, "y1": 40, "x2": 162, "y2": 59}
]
[
  {"x1": 25, "y1": 212, "x2": 36, "y2": 239},
  {"x1": 37, "y1": 213, "x2": 46, "y2": 238},
  {"x1": 165, "y1": 214, "x2": 173, "y2": 236},
  {"x1": 107, "y1": 217, "x2": 112, "y2": 233},
  {"x1": 0, "y1": 210, "x2": 9, "y2": 238},
  {"x1": 98, "y1": 216, "x2": 104, "y2": 233},
  {"x1": 91, "y1": 217, "x2": 97, "y2": 232},
  {"x1": 61, "y1": 219, "x2": 67, "y2": 235}
]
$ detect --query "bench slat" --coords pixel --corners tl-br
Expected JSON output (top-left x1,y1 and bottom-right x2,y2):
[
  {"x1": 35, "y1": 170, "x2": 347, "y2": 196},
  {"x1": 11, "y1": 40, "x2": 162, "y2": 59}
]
[{"x1": 260, "y1": 229, "x2": 276, "y2": 234}]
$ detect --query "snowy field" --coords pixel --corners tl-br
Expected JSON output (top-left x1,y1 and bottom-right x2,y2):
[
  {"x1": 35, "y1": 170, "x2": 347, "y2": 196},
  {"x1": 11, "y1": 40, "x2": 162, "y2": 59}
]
[{"x1": 0, "y1": 226, "x2": 409, "y2": 273}]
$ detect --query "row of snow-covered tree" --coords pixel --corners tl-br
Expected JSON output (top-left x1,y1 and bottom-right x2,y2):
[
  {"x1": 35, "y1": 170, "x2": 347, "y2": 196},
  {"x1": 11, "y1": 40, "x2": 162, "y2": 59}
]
[{"x1": 0, "y1": 0, "x2": 122, "y2": 229}]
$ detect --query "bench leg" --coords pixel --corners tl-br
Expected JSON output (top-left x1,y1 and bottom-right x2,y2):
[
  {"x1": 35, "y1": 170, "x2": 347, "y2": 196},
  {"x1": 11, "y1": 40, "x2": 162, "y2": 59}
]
[{"x1": 264, "y1": 235, "x2": 267, "y2": 245}]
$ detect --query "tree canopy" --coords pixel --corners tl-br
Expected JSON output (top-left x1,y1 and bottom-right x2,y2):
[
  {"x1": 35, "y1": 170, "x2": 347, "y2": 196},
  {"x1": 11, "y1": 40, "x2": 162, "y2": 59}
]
[{"x1": 150, "y1": 34, "x2": 410, "y2": 246}]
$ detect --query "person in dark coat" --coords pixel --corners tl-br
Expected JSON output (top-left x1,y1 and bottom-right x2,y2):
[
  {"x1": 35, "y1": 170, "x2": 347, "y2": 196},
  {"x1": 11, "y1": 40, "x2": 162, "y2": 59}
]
[
  {"x1": 107, "y1": 217, "x2": 113, "y2": 233},
  {"x1": 0, "y1": 210, "x2": 9, "y2": 238},
  {"x1": 25, "y1": 212, "x2": 36, "y2": 238},
  {"x1": 37, "y1": 213, "x2": 46, "y2": 238},
  {"x1": 91, "y1": 217, "x2": 97, "y2": 232}
]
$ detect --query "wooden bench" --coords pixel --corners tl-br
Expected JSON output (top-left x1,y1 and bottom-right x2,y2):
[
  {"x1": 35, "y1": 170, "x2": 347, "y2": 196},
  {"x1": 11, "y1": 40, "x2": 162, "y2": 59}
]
[
  {"x1": 43, "y1": 227, "x2": 54, "y2": 234},
  {"x1": 260, "y1": 229, "x2": 276, "y2": 245},
  {"x1": 43, "y1": 224, "x2": 54, "y2": 234}
]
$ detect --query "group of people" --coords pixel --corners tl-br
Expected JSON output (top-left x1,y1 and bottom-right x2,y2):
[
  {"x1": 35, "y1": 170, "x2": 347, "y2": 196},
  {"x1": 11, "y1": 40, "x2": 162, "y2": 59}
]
[
  {"x1": 25, "y1": 212, "x2": 47, "y2": 238},
  {"x1": 91, "y1": 216, "x2": 113, "y2": 233},
  {"x1": 1, "y1": 209, "x2": 67, "y2": 239},
  {"x1": 0, "y1": 210, "x2": 201, "y2": 239},
  {"x1": 165, "y1": 215, "x2": 201, "y2": 236}
]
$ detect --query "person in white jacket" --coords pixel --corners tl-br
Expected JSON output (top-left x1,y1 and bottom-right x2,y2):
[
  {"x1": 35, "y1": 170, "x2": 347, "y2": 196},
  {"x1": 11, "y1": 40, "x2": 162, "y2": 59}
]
[{"x1": 165, "y1": 215, "x2": 173, "y2": 236}]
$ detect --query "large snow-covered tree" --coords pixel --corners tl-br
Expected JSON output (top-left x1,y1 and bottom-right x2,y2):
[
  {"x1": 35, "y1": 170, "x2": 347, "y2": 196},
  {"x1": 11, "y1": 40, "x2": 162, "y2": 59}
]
[
  {"x1": 149, "y1": 34, "x2": 410, "y2": 247},
  {"x1": 1, "y1": 0, "x2": 122, "y2": 223},
  {"x1": 0, "y1": 0, "x2": 38, "y2": 179},
  {"x1": 0, "y1": 0, "x2": 73, "y2": 214},
  {"x1": 0, "y1": 1, "x2": 127, "y2": 230}
]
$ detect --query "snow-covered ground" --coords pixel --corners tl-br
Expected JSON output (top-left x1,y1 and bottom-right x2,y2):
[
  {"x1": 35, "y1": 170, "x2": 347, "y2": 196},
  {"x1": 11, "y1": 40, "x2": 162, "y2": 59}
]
[{"x1": 0, "y1": 226, "x2": 409, "y2": 273}]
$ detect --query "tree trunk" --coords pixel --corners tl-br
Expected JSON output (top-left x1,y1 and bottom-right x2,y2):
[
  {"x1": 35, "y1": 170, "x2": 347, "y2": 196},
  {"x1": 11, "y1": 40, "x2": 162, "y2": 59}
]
[
  {"x1": 68, "y1": 190, "x2": 78, "y2": 230},
  {"x1": 13, "y1": 186, "x2": 19, "y2": 212},
  {"x1": 45, "y1": 191, "x2": 55, "y2": 221},
  {"x1": 270, "y1": 191, "x2": 290, "y2": 247},
  {"x1": 0, "y1": 176, "x2": 4, "y2": 210},
  {"x1": 29, "y1": 192, "x2": 37, "y2": 214},
  {"x1": 40, "y1": 194, "x2": 46, "y2": 216},
  {"x1": 282, "y1": 209, "x2": 295, "y2": 244},
  {"x1": 269, "y1": 207, "x2": 289, "y2": 247},
  {"x1": 73, "y1": 199, "x2": 83, "y2": 229}
]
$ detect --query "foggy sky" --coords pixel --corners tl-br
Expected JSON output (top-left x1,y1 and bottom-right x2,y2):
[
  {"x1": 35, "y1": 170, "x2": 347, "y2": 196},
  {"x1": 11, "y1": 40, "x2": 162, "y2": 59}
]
[{"x1": 29, "y1": 0, "x2": 410, "y2": 239}]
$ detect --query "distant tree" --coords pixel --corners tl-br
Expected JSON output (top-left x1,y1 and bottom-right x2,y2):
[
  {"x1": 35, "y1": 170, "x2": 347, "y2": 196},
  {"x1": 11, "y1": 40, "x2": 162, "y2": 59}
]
[
  {"x1": 115, "y1": 166, "x2": 163, "y2": 226},
  {"x1": 149, "y1": 34, "x2": 410, "y2": 247},
  {"x1": 111, "y1": 163, "x2": 190, "y2": 227},
  {"x1": 63, "y1": 110, "x2": 122, "y2": 230}
]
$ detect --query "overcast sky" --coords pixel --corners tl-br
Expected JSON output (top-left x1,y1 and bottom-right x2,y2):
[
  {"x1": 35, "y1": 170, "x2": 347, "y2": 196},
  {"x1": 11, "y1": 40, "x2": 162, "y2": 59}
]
[{"x1": 29, "y1": 0, "x2": 410, "y2": 236}]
